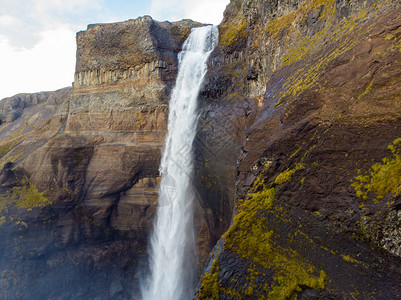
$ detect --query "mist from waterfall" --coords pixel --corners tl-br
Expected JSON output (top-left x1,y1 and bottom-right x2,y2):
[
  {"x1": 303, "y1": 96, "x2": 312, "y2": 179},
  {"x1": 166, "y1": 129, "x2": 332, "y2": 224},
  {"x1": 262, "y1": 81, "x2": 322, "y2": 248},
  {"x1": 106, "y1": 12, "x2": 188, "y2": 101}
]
[{"x1": 140, "y1": 25, "x2": 219, "y2": 300}]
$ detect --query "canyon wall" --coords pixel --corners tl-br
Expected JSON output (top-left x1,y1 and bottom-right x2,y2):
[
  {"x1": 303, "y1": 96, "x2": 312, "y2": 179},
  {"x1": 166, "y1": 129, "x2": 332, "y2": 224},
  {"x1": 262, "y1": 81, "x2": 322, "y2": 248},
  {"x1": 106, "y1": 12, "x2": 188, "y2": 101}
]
[
  {"x1": 1, "y1": 0, "x2": 401, "y2": 299},
  {"x1": 196, "y1": 0, "x2": 401, "y2": 298},
  {"x1": 0, "y1": 17, "x2": 219, "y2": 299}
]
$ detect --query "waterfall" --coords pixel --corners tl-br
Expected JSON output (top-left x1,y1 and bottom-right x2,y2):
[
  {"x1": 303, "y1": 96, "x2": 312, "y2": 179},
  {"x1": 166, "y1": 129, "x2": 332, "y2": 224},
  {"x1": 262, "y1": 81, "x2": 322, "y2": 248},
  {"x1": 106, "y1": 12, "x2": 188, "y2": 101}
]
[{"x1": 141, "y1": 25, "x2": 219, "y2": 300}]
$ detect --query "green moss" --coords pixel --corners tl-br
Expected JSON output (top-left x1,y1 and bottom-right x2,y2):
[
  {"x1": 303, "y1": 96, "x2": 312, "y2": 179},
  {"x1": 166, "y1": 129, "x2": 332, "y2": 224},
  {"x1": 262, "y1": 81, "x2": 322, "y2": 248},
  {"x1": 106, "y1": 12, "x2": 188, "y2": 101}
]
[
  {"x1": 357, "y1": 80, "x2": 373, "y2": 100},
  {"x1": 385, "y1": 34, "x2": 396, "y2": 41},
  {"x1": 352, "y1": 138, "x2": 401, "y2": 201},
  {"x1": 199, "y1": 177, "x2": 326, "y2": 299},
  {"x1": 197, "y1": 258, "x2": 220, "y2": 300},
  {"x1": 0, "y1": 139, "x2": 19, "y2": 159},
  {"x1": 11, "y1": 177, "x2": 51, "y2": 210},
  {"x1": 274, "y1": 163, "x2": 305, "y2": 185},
  {"x1": 0, "y1": 216, "x2": 5, "y2": 227},
  {"x1": 341, "y1": 254, "x2": 358, "y2": 263},
  {"x1": 265, "y1": 0, "x2": 336, "y2": 39},
  {"x1": 275, "y1": 4, "x2": 383, "y2": 102},
  {"x1": 219, "y1": 14, "x2": 246, "y2": 47}
]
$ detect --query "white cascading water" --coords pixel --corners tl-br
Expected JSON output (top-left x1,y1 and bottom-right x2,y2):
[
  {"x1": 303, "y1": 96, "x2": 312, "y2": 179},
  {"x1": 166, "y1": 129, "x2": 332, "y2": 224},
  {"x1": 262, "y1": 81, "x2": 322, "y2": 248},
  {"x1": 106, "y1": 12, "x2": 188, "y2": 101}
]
[{"x1": 141, "y1": 25, "x2": 218, "y2": 300}]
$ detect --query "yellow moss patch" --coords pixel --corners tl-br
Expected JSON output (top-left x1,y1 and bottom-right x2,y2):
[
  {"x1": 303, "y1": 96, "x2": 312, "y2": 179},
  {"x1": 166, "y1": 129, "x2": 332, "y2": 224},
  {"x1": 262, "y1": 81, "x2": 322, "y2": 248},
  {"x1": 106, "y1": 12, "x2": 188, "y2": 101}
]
[
  {"x1": 0, "y1": 195, "x2": 8, "y2": 214},
  {"x1": 0, "y1": 141, "x2": 18, "y2": 158},
  {"x1": 274, "y1": 163, "x2": 305, "y2": 185},
  {"x1": 266, "y1": 0, "x2": 336, "y2": 39},
  {"x1": 385, "y1": 34, "x2": 396, "y2": 41},
  {"x1": 341, "y1": 254, "x2": 358, "y2": 263},
  {"x1": 15, "y1": 220, "x2": 28, "y2": 229},
  {"x1": 352, "y1": 138, "x2": 401, "y2": 201},
  {"x1": 275, "y1": 4, "x2": 382, "y2": 101},
  {"x1": 392, "y1": 40, "x2": 401, "y2": 53},
  {"x1": 201, "y1": 177, "x2": 327, "y2": 299},
  {"x1": 357, "y1": 79, "x2": 373, "y2": 100},
  {"x1": 219, "y1": 13, "x2": 247, "y2": 47},
  {"x1": 134, "y1": 111, "x2": 147, "y2": 129},
  {"x1": 11, "y1": 177, "x2": 51, "y2": 210},
  {"x1": 223, "y1": 187, "x2": 275, "y2": 263},
  {"x1": 275, "y1": 169, "x2": 296, "y2": 185},
  {"x1": 196, "y1": 258, "x2": 220, "y2": 300},
  {"x1": 220, "y1": 286, "x2": 242, "y2": 298},
  {"x1": 266, "y1": 11, "x2": 296, "y2": 38}
]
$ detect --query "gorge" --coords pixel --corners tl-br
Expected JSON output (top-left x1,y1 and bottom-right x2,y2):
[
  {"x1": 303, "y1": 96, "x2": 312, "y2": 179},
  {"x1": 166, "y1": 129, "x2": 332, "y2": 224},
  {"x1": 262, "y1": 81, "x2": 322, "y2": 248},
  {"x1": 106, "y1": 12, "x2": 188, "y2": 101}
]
[{"x1": 1, "y1": 0, "x2": 401, "y2": 299}]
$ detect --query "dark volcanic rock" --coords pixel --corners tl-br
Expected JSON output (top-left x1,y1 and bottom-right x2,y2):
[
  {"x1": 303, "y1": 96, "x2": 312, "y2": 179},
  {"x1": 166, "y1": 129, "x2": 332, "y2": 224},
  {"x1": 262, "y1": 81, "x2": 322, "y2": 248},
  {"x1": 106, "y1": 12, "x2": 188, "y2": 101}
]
[{"x1": 196, "y1": 0, "x2": 401, "y2": 299}]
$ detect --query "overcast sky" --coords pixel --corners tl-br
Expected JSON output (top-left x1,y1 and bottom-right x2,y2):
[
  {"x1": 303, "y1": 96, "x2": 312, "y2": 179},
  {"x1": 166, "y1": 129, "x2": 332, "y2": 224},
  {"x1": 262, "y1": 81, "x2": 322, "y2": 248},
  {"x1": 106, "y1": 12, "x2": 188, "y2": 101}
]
[{"x1": 0, "y1": 0, "x2": 229, "y2": 100}]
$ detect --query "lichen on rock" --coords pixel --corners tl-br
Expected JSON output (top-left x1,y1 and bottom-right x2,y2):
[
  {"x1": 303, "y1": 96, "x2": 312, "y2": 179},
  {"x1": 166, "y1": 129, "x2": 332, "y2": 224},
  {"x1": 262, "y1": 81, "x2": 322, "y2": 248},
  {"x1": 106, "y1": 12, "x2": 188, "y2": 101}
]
[
  {"x1": 197, "y1": 177, "x2": 326, "y2": 299},
  {"x1": 353, "y1": 138, "x2": 401, "y2": 201}
]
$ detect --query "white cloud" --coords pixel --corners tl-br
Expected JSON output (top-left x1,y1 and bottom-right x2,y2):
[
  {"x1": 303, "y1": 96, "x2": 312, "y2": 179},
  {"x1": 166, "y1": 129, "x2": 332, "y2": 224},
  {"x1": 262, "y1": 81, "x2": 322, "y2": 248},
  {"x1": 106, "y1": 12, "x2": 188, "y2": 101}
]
[
  {"x1": 150, "y1": 0, "x2": 229, "y2": 24},
  {"x1": 34, "y1": 0, "x2": 101, "y2": 14},
  {"x1": 0, "y1": 27, "x2": 76, "y2": 99},
  {"x1": 0, "y1": 0, "x2": 102, "y2": 49},
  {"x1": 185, "y1": 0, "x2": 229, "y2": 24},
  {"x1": 150, "y1": 0, "x2": 183, "y2": 22},
  {"x1": 0, "y1": 15, "x2": 23, "y2": 28}
]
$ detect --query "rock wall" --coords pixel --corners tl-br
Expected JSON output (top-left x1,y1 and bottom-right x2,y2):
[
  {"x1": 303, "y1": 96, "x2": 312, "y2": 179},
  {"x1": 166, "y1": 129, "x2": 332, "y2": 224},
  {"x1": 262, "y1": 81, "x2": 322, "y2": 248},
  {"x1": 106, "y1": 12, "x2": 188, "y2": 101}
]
[
  {"x1": 2, "y1": 1, "x2": 401, "y2": 299},
  {"x1": 196, "y1": 0, "x2": 401, "y2": 298},
  {"x1": 0, "y1": 17, "x2": 210, "y2": 299},
  {"x1": 0, "y1": 88, "x2": 70, "y2": 124}
]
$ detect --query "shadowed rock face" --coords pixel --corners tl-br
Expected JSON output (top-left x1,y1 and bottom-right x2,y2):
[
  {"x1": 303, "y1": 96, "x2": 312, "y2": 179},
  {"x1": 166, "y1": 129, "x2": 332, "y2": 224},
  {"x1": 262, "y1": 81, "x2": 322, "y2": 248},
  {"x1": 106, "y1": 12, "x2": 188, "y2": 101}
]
[{"x1": 196, "y1": 0, "x2": 401, "y2": 298}]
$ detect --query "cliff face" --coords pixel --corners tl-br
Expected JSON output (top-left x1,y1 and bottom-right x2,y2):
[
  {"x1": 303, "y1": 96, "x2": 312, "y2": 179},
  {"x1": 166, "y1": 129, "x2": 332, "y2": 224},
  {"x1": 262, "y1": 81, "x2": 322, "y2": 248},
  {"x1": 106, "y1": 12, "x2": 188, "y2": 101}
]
[
  {"x1": 0, "y1": 17, "x2": 211, "y2": 299},
  {"x1": 197, "y1": 0, "x2": 401, "y2": 298},
  {"x1": 2, "y1": 1, "x2": 401, "y2": 299}
]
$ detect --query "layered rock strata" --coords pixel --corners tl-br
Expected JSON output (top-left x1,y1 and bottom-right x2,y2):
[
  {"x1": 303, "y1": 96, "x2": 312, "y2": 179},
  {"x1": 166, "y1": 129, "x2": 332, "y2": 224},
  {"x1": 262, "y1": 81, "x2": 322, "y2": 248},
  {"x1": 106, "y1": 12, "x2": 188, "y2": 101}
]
[{"x1": 0, "y1": 17, "x2": 208, "y2": 299}]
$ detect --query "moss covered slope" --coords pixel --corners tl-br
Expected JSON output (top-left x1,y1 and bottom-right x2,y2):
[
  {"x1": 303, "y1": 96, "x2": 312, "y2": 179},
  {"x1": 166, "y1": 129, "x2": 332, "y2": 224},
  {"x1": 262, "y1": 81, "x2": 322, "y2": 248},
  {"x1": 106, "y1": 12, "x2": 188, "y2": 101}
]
[{"x1": 197, "y1": 0, "x2": 401, "y2": 298}]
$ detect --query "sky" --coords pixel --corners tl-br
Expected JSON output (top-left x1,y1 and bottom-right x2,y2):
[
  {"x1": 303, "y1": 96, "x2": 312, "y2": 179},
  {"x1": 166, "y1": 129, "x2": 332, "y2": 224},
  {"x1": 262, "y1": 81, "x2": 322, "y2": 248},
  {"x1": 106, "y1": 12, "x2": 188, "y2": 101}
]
[{"x1": 0, "y1": 0, "x2": 230, "y2": 100}]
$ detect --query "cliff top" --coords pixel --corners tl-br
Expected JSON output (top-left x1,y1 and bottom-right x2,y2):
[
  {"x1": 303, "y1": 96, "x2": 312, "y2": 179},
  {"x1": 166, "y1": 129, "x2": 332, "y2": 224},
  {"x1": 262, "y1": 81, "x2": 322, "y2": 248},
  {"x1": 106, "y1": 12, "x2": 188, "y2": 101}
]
[{"x1": 75, "y1": 16, "x2": 205, "y2": 73}]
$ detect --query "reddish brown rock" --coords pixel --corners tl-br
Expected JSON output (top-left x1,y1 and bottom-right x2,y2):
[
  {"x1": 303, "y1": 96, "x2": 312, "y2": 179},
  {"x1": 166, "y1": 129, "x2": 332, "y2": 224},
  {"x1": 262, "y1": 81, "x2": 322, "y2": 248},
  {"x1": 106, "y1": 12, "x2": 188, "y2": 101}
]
[
  {"x1": 197, "y1": 0, "x2": 401, "y2": 298},
  {"x1": 0, "y1": 16, "x2": 205, "y2": 299}
]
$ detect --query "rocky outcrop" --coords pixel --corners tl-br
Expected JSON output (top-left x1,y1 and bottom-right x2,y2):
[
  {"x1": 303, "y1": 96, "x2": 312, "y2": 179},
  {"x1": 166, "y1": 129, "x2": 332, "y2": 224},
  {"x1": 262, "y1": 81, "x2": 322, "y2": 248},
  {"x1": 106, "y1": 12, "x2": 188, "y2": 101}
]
[
  {"x1": 73, "y1": 18, "x2": 202, "y2": 90},
  {"x1": 0, "y1": 88, "x2": 70, "y2": 124},
  {"x1": 196, "y1": 0, "x2": 401, "y2": 298}
]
